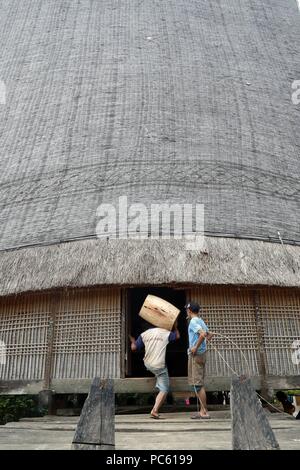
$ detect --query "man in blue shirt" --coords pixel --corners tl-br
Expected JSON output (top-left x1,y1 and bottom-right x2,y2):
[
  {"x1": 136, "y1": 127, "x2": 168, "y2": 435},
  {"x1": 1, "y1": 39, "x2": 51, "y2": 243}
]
[{"x1": 186, "y1": 302, "x2": 213, "y2": 419}]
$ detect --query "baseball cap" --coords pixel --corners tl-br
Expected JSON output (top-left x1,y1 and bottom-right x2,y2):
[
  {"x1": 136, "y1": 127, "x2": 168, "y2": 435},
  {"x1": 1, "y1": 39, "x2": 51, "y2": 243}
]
[{"x1": 185, "y1": 302, "x2": 201, "y2": 313}]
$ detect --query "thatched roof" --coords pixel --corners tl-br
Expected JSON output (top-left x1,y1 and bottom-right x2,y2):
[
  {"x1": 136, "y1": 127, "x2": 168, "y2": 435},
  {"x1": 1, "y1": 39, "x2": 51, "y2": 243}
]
[
  {"x1": 0, "y1": 1, "x2": 299, "y2": 291},
  {"x1": 0, "y1": 237, "x2": 299, "y2": 296}
]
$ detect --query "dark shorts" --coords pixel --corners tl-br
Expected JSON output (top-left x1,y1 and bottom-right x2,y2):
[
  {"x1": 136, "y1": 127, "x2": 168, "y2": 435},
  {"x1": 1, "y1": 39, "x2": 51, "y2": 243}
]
[{"x1": 188, "y1": 352, "x2": 206, "y2": 391}]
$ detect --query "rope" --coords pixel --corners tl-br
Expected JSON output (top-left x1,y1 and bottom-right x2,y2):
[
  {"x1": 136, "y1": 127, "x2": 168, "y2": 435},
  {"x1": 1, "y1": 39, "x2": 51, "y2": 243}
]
[
  {"x1": 255, "y1": 391, "x2": 296, "y2": 419},
  {"x1": 212, "y1": 332, "x2": 252, "y2": 377},
  {"x1": 209, "y1": 343, "x2": 239, "y2": 377},
  {"x1": 189, "y1": 331, "x2": 296, "y2": 419}
]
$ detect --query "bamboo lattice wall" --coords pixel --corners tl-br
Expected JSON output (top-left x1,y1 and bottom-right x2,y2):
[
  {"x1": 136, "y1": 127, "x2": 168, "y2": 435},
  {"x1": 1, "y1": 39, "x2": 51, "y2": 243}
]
[
  {"x1": 52, "y1": 289, "x2": 122, "y2": 379},
  {"x1": 259, "y1": 289, "x2": 300, "y2": 376},
  {"x1": 0, "y1": 288, "x2": 122, "y2": 381},
  {"x1": 0, "y1": 286, "x2": 299, "y2": 385},
  {"x1": 190, "y1": 287, "x2": 300, "y2": 378}
]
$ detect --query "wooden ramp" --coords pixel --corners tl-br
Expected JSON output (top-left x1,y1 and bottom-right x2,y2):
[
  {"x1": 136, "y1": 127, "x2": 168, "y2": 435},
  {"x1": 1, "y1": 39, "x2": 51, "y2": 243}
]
[{"x1": 0, "y1": 411, "x2": 298, "y2": 450}]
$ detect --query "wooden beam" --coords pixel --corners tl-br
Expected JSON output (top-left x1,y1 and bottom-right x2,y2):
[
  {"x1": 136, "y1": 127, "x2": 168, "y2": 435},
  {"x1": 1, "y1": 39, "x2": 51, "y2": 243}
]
[
  {"x1": 253, "y1": 290, "x2": 270, "y2": 399},
  {"x1": 44, "y1": 294, "x2": 60, "y2": 390},
  {"x1": 72, "y1": 378, "x2": 115, "y2": 450},
  {"x1": 120, "y1": 288, "x2": 127, "y2": 378},
  {"x1": 1, "y1": 375, "x2": 299, "y2": 395},
  {"x1": 0, "y1": 380, "x2": 43, "y2": 395},
  {"x1": 231, "y1": 376, "x2": 280, "y2": 450}
]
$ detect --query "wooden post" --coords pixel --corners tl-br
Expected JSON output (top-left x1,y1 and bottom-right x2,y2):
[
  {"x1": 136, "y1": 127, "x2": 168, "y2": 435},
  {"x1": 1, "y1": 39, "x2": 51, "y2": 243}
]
[
  {"x1": 38, "y1": 389, "x2": 55, "y2": 414},
  {"x1": 42, "y1": 294, "x2": 60, "y2": 414},
  {"x1": 231, "y1": 376, "x2": 280, "y2": 450},
  {"x1": 252, "y1": 290, "x2": 271, "y2": 401},
  {"x1": 121, "y1": 288, "x2": 127, "y2": 378},
  {"x1": 72, "y1": 378, "x2": 115, "y2": 450}
]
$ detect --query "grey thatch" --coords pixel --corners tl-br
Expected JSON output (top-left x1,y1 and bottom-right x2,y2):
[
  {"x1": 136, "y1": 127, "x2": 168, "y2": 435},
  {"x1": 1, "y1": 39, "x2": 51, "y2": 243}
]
[
  {"x1": 0, "y1": 0, "x2": 299, "y2": 293},
  {"x1": 0, "y1": 237, "x2": 299, "y2": 296}
]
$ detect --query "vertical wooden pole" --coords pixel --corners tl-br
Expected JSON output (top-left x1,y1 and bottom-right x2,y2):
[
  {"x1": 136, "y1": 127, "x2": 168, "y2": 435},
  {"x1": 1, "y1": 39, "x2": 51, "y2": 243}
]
[
  {"x1": 42, "y1": 292, "x2": 60, "y2": 414},
  {"x1": 124, "y1": 289, "x2": 132, "y2": 377},
  {"x1": 252, "y1": 290, "x2": 270, "y2": 401},
  {"x1": 120, "y1": 289, "x2": 127, "y2": 379}
]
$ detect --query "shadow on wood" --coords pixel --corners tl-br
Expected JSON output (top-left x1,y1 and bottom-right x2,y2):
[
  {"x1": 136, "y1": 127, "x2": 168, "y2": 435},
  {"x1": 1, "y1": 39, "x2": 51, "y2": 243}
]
[
  {"x1": 72, "y1": 378, "x2": 115, "y2": 450},
  {"x1": 231, "y1": 376, "x2": 280, "y2": 450}
]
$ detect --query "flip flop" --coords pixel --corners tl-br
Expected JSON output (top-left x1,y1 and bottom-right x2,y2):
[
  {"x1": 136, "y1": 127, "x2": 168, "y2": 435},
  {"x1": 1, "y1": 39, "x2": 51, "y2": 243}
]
[
  {"x1": 150, "y1": 413, "x2": 166, "y2": 420},
  {"x1": 190, "y1": 414, "x2": 211, "y2": 420}
]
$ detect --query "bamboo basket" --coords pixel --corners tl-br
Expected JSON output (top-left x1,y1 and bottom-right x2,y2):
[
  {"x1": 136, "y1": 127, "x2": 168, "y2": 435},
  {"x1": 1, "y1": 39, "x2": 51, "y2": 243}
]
[{"x1": 139, "y1": 295, "x2": 180, "y2": 331}]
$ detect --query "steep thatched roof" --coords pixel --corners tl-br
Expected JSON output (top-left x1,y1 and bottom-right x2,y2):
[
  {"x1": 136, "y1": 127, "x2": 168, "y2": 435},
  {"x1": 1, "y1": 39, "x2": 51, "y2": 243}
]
[
  {"x1": 0, "y1": 0, "x2": 300, "y2": 247},
  {"x1": 0, "y1": 1, "x2": 299, "y2": 292},
  {"x1": 0, "y1": 237, "x2": 299, "y2": 296}
]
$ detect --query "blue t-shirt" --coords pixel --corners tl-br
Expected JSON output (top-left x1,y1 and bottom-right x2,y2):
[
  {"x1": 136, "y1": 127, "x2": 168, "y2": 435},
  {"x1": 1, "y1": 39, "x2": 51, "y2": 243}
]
[{"x1": 188, "y1": 317, "x2": 208, "y2": 354}]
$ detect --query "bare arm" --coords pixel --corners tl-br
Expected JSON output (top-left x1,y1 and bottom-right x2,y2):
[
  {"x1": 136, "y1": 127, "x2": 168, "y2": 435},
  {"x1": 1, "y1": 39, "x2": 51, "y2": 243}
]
[{"x1": 191, "y1": 331, "x2": 206, "y2": 355}]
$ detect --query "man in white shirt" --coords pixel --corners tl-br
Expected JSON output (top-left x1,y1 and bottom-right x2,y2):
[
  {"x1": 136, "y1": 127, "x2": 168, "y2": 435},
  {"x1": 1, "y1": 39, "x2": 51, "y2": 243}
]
[{"x1": 130, "y1": 323, "x2": 180, "y2": 419}]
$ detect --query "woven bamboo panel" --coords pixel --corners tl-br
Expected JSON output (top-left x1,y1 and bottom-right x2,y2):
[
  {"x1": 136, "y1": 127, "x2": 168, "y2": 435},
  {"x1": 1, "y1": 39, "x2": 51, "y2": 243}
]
[
  {"x1": 191, "y1": 287, "x2": 260, "y2": 377},
  {"x1": 0, "y1": 288, "x2": 122, "y2": 381},
  {"x1": 0, "y1": 294, "x2": 51, "y2": 380},
  {"x1": 259, "y1": 289, "x2": 300, "y2": 376},
  {"x1": 190, "y1": 287, "x2": 300, "y2": 378},
  {"x1": 52, "y1": 288, "x2": 122, "y2": 379}
]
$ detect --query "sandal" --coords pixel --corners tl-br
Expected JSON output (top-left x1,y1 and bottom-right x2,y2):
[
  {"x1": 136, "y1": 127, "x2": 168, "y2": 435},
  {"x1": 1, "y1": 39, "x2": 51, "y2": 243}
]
[
  {"x1": 190, "y1": 414, "x2": 202, "y2": 419},
  {"x1": 150, "y1": 413, "x2": 166, "y2": 420},
  {"x1": 190, "y1": 414, "x2": 211, "y2": 419}
]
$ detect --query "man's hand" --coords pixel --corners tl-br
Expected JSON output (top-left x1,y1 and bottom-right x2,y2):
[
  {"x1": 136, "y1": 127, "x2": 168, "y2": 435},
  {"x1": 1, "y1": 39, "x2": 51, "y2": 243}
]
[
  {"x1": 129, "y1": 335, "x2": 137, "y2": 351},
  {"x1": 191, "y1": 331, "x2": 207, "y2": 354},
  {"x1": 206, "y1": 332, "x2": 214, "y2": 341}
]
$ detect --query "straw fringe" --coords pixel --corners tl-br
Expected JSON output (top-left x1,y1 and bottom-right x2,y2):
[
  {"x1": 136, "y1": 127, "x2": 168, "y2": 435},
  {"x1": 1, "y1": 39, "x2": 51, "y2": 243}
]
[{"x1": 0, "y1": 237, "x2": 299, "y2": 296}]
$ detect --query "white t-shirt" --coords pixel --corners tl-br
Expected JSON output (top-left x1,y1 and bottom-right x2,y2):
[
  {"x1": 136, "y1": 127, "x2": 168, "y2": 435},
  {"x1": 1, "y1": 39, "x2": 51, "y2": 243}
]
[{"x1": 141, "y1": 327, "x2": 172, "y2": 369}]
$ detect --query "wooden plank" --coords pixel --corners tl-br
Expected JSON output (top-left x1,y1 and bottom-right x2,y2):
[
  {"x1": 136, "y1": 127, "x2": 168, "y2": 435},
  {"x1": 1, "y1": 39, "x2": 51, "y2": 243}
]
[
  {"x1": 1, "y1": 375, "x2": 299, "y2": 395},
  {"x1": 231, "y1": 376, "x2": 280, "y2": 450},
  {"x1": 0, "y1": 380, "x2": 44, "y2": 394},
  {"x1": 50, "y1": 376, "x2": 262, "y2": 393},
  {"x1": 266, "y1": 375, "x2": 300, "y2": 390},
  {"x1": 72, "y1": 378, "x2": 115, "y2": 450}
]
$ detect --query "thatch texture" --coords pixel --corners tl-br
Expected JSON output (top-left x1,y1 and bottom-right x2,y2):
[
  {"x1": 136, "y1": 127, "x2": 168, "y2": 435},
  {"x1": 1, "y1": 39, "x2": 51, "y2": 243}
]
[
  {"x1": 0, "y1": 237, "x2": 299, "y2": 296},
  {"x1": 0, "y1": 0, "x2": 299, "y2": 253}
]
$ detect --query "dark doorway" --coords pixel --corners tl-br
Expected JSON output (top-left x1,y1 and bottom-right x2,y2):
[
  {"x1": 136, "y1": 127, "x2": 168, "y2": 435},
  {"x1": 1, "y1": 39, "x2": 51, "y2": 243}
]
[{"x1": 126, "y1": 287, "x2": 187, "y2": 377}]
